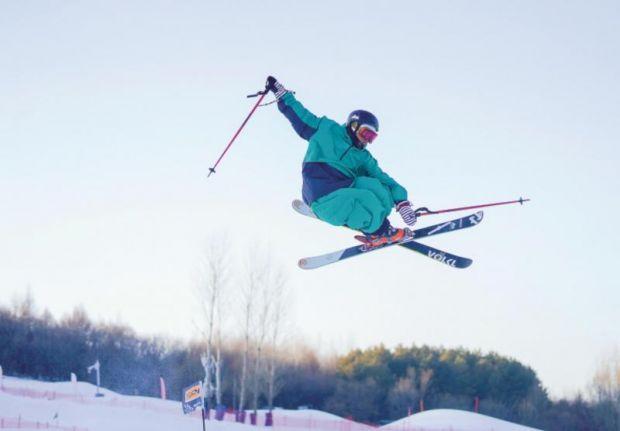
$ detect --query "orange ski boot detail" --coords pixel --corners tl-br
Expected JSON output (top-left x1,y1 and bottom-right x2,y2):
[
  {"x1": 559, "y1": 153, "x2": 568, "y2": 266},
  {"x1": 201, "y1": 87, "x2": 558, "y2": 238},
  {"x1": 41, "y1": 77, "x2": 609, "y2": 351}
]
[{"x1": 356, "y1": 227, "x2": 410, "y2": 249}]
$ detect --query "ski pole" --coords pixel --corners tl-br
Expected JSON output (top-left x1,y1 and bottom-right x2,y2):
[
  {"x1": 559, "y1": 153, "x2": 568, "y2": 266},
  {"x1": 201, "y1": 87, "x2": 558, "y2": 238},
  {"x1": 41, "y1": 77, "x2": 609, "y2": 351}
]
[
  {"x1": 207, "y1": 86, "x2": 269, "y2": 177},
  {"x1": 414, "y1": 197, "x2": 530, "y2": 217}
]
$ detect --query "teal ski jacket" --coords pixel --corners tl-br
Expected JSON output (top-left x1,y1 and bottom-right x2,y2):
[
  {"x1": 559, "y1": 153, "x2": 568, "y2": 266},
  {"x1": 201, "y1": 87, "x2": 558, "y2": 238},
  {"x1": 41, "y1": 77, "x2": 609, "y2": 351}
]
[{"x1": 277, "y1": 92, "x2": 408, "y2": 205}]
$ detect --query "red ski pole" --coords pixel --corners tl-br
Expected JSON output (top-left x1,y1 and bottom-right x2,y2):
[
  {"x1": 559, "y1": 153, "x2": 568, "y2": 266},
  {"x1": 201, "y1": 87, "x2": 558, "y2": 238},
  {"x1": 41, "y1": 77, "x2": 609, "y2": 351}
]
[
  {"x1": 414, "y1": 197, "x2": 530, "y2": 217},
  {"x1": 208, "y1": 87, "x2": 269, "y2": 177}
]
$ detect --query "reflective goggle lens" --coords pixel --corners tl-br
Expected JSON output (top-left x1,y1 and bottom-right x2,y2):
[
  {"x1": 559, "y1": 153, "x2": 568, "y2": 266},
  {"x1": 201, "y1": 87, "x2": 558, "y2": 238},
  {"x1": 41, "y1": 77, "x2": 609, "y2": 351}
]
[{"x1": 358, "y1": 126, "x2": 378, "y2": 144}]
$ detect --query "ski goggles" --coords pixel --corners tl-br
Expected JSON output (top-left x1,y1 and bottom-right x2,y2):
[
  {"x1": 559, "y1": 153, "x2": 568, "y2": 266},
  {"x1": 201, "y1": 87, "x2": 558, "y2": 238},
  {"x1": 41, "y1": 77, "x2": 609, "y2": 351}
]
[{"x1": 356, "y1": 125, "x2": 378, "y2": 144}]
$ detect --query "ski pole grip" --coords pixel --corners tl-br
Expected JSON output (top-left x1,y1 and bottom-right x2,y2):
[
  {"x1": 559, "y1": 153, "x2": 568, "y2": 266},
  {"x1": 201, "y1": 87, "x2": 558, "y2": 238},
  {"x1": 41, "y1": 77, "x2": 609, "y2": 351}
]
[
  {"x1": 247, "y1": 89, "x2": 268, "y2": 98},
  {"x1": 414, "y1": 207, "x2": 434, "y2": 216}
]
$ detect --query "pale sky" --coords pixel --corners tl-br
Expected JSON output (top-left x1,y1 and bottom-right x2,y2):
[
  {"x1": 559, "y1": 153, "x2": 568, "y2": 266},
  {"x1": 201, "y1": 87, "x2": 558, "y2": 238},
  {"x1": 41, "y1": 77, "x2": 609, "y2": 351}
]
[{"x1": 1, "y1": 1, "x2": 619, "y2": 399}]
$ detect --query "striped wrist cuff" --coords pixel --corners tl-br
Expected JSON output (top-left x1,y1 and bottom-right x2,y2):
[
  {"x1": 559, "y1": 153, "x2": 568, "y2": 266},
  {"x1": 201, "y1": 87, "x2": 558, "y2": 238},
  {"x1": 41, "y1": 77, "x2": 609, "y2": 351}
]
[{"x1": 274, "y1": 83, "x2": 287, "y2": 99}]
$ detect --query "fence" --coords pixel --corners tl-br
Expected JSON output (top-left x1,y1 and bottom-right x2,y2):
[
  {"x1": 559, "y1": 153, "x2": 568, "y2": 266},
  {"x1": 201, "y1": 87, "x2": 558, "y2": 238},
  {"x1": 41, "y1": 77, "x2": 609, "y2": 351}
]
[
  {"x1": 0, "y1": 385, "x2": 177, "y2": 413},
  {"x1": 0, "y1": 416, "x2": 88, "y2": 431},
  {"x1": 272, "y1": 415, "x2": 375, "y2": 431}
]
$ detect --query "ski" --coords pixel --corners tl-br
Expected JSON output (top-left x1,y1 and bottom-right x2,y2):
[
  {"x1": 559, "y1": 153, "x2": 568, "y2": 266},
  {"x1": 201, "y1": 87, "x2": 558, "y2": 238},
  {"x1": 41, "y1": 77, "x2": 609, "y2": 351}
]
[
  {"x1": 293, "y1": 199, "x2": 472, "y2": 268},
  {"x1": 292, "y1": 200, "x2": 476, "y2": 269},
  {"x1": 298, "y1": 211, "x2": 482, "y2": 270}
]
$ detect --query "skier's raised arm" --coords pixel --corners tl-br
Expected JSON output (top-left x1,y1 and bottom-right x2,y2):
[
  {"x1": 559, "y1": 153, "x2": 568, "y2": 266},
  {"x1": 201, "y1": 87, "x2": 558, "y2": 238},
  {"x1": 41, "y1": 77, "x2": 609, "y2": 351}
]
[{"x1": 266, "y1": 76, "x2": 321, "y2": 141}]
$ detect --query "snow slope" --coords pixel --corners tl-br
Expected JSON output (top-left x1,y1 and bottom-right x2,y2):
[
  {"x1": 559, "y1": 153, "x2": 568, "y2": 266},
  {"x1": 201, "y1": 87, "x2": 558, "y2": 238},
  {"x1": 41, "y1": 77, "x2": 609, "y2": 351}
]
[
  {"x1": 0, "y1": 376, "x2": 542, "y2": 431},
  {"x1": 383, "y1": 409, "x2": 542, "y2": 431},
  {"x1": 0, "y1": 376, "x2": 369, "y2": 431}
]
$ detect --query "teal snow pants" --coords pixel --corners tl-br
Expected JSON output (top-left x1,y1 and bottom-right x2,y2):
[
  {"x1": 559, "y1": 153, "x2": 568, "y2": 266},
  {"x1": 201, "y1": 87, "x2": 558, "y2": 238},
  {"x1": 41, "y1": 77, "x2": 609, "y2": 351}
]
[{"x1": 310, "y1": 176, "x2": 394, "y2": 234}]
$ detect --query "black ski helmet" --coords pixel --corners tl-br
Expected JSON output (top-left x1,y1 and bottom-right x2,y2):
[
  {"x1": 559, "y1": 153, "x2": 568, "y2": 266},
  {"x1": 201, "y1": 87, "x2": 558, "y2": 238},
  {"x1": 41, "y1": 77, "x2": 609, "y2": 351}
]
[
  {"x1": 347, "y1": 110, "x2": 379, "y2": 132},
  {"x1": 346, "y1": 110, "x2": 379, "y2": 148}
]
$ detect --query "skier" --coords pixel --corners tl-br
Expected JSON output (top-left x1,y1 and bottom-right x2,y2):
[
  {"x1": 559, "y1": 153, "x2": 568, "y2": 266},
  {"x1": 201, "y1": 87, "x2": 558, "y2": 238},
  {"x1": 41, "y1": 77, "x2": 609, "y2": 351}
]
[{"x1": 266, "y1": 76, "x2": 417, "y2": 247}]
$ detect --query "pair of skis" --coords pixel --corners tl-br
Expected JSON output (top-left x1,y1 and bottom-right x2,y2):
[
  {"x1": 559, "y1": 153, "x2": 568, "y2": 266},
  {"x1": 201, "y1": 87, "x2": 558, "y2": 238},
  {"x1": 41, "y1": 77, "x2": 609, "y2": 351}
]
[{"x1": 292, "y1": 199, "x2": 482, "y2": 270}]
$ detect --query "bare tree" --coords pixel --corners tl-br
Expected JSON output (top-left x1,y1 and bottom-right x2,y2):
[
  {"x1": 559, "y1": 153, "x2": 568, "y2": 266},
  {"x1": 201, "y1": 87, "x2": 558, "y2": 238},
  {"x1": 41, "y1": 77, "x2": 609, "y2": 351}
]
[
  {"x1": 237, "y1": 246, "x2": 289, "y2": 420},
  {"x1": 11, "y1": 287, "x2": 36, "y2": 318},
  {"x1": 237, "y1": 248, "x2": 260, "y2": 417},
  {"x1": 266, "y1": 271, "x2": 289, "y2": 410},
  {"x1": 590, "y1": 349, "x2": 620, "y2": 428},
  {"x1": 592, "y1": 351, "x2": 620, "y2": 398},
  {"x1": 387, "y1": 367, "x2": 418, "y2": 417},
  {"x1": 214, "y1": 309, "x2": 224, "y2": 407},
  {"x1": 247, "y1": 252, "x2": 273, "y2": 416},
  {"x1": 419, "y1": 368, "x2": 433, "y2": 411},
  {"x1": 250, "y1": 271, "x2": 270, "y2": 416},
  {"x1": 197, "y1": 236, "x2": 230, "y2": 412}
]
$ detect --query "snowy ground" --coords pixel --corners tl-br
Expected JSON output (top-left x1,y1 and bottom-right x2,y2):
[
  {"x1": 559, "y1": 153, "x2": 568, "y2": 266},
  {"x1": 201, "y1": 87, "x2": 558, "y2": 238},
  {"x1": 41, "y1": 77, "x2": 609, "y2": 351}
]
[
  {"x1": 0, "y1": 376, "x2": 542, "y2": 431},
  {"x1": 383, "y1": 409, "x2": 542, "y2": 431}
]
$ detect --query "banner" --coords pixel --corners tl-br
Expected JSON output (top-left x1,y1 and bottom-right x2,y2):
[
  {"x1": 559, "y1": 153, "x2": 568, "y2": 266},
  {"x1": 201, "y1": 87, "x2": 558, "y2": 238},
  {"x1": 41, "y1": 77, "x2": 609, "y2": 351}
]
[{"x1": 182, "y1": 381, "x2": 203, "y2": 414}]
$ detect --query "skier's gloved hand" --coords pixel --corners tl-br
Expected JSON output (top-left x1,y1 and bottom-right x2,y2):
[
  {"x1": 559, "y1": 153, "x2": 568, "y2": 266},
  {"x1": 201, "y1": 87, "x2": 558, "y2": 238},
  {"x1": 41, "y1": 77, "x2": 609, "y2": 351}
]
[
  {"x1": 266, "y1": 76, "x2": 288, "y2": 100},
  {"x1": 396, "y1": 201, "x2": 417, "y2": 226}
]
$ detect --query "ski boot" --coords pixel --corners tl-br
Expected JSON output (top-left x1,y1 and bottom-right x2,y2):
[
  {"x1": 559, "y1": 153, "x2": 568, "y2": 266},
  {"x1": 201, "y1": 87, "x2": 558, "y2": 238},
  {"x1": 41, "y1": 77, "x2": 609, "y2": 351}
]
[{"x1": 355, "y1": 226, "x2": 413, "y2": 250}]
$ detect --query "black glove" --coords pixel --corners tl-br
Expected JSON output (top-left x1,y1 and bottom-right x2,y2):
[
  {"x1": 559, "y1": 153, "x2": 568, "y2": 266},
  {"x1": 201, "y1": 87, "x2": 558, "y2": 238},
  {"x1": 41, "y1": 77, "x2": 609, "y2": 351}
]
[{"x1": 266, "y1": 76, "x2": 288, "y2": 99}]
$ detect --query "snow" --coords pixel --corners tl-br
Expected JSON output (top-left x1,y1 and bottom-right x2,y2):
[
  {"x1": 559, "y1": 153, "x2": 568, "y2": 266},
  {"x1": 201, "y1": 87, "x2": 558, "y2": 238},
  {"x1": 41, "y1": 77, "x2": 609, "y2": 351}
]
[
  {"x1": 0, "y1": 376, "x2": 542, "y2": 431},
  {"x1": 383, "y1": 409, "x2": 542, "y2": 431}
]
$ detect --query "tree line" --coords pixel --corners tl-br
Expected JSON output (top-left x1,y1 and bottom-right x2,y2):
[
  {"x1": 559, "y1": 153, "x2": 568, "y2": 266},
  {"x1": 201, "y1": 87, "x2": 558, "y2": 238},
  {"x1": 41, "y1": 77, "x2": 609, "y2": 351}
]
[{"x1": 0, "y1": 297, "x2": 619, "y2": 430}]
